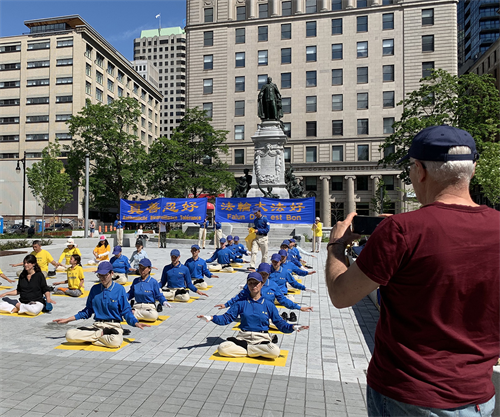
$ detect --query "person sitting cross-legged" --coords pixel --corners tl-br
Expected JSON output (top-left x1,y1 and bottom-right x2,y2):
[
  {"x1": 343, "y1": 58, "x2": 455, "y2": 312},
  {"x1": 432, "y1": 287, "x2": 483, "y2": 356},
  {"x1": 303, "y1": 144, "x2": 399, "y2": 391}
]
[
  {"x1": 269, "y1": 254, "x2": 316, "y2": 302},
  {"x1": 185, "y1": 245, "x2": 219, "y2": 290},
  {"x1": 109, "y1": 246, "x2": 133, "y2": 285},
  {"x1": 160, "y1": 249, "x2": 208, "y2": 302},
  {"x1": 206, "y1": 238, "x2": 238, "y2": 272},
  {"x1": 52, "y1": 254, "x2": 85, "y2": 297},
  {"x1": 198, "y1": 272, "x2": 309, "y2": 359}
]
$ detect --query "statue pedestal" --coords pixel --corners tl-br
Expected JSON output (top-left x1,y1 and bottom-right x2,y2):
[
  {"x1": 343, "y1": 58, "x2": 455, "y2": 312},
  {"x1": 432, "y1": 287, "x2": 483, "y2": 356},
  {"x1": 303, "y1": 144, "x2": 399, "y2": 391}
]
[{"x1": 247, "y1": 121, "x2": 290, "y2": 199}]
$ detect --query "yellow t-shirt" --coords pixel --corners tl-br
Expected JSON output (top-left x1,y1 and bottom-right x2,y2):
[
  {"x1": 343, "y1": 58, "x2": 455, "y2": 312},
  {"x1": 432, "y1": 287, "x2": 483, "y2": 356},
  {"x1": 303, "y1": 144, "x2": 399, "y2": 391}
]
[
  {"x1": 94, "y1": 244, "x2": 110, "y2": 261},
  {"x1": 66, "y1": 265, "x2": 84, "y2": 291},
  {"x1": 311, "y1": 222, "x2": 323, "y2": 237},
  {"x1": 31, "y1": 249, "x2": 54, "y2": 272},
  {"x1": 58, "y1": 247, "x2": 82, "y2": 265}
]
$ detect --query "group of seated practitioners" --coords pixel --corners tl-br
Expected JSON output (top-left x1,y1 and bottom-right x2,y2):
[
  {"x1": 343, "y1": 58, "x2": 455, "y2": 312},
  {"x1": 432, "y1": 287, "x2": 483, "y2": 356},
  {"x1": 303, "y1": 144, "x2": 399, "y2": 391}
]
[
  {"x1": 10, "y1": 240, "x2": 62, "y2": 278},
  {"x1": 225, "y1": 235, "x2": 250, "y2": 264},
  {"x1": 160, "y1": 249, "x2": 209, "y2": 302},
  {"x1": 185, "y1": 245, "x2": 219, "y2": 290},
  {"x1": 269, "y1": 254, "x2": 316, "y2": 302},
  {"x1": 206, "y1": 238, "x2": 239, "y2": 272},
  {"x1": 53, "y1": 261, "x2": 150, "y2": 348},
  {"x1": 199, "y1": 271, "x2": 309, "y2": 359},
  {"x1": 52, "y1": 254, "x2": 85, "y2": 297},
  {"x1": 0, "y1": 254, "x2": 56, "y2": 315},
  {"x1": 109, "y1": 245, "x2": 133, "y2": 284}
]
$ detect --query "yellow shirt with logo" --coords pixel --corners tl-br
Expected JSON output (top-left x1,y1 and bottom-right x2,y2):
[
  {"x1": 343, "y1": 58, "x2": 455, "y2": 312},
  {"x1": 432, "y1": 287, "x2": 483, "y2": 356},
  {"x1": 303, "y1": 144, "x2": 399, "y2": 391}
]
[
  {"x1": 311, "y1": 222, "x2": 323, "y2": 237},
  {"x1": 31, "y1": 249, "x2": 54, "y2": 272},
  {"x1": 58, "y1": 247, "x2": 82, "y2": 265},
  {"x1": 94, "y1": 244, "x2": 110, "y2": 261},
  {"x1": 66, "y1": 265, "x2": 84, "y2": 291}
]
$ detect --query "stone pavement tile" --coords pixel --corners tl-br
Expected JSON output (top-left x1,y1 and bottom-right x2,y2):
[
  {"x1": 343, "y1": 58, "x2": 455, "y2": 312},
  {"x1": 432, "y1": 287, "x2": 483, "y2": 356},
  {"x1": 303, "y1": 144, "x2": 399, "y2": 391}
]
[
  {"x1": 240, "y1": 408, "x2": 264, "y2": 417},
  {"x1": 65, "y1": 410, "x2": 92, "y2": 417},
  {"x1": 262, "y1": 410, "x2": 284, "y2": 417},
  {"x1": 0, "y1": 409, "x2": 26, "y2": 417},
  {"x1": 221, "y1": 404, "x2": 244, "y2": 414},
  {"x1": 157, "y1": 404, "x2": 181, "y2": 414}
]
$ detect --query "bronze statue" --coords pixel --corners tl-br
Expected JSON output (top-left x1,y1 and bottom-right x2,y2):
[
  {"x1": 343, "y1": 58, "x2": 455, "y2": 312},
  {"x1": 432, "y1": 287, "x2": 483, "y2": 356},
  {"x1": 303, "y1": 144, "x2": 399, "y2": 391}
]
[
  {"x1": 258, "y1": 77, "x2": 283, "y2": 121},
  {"x1": 243, "y1": 168, "x2": 252, "y2": 195},
  {"x1": 285, "y1": 166, "x2": 304, "y2": 198},
  {"x1": 232, "y1": 176, "x2": 249, "y2": 198}
]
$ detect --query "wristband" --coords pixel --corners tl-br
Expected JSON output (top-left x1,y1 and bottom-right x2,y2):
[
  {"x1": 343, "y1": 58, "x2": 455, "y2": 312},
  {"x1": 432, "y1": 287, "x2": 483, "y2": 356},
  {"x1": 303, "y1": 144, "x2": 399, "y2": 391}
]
[{"x1": 327, "y1": 239, "x2": 347, "y2": 250}]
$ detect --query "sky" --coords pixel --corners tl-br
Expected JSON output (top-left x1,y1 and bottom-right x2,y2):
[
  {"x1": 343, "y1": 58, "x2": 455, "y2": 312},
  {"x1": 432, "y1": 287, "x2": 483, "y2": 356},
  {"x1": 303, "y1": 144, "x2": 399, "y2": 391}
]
[{"x1": 0, "y1": 0, "x2": 186, "y2": 60}]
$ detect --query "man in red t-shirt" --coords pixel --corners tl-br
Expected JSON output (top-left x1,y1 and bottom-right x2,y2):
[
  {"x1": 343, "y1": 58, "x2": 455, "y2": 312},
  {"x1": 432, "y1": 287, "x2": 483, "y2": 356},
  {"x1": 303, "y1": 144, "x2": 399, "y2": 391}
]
[{"x1": 325, "y1": 125, "x2": 499, "y2": 416}]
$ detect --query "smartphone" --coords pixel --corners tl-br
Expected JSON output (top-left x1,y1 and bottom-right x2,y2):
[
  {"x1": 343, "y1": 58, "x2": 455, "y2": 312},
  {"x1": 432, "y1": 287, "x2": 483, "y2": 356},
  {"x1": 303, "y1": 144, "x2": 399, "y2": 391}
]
[{"x1": 351, "y1": 216, "x2": 385, "y2": 235}]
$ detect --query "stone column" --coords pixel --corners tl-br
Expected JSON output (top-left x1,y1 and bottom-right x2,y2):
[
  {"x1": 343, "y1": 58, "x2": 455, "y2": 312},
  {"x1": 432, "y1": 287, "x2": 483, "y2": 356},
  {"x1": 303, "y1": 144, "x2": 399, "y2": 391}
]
[
  {"x1": 271, "y1": 0, "x2": 280, "y2": 16},
  {"x1": 346, "y1": 0, "x2": 355, "y2": 9},
  {"x1": 249, "y1": 0, "x2": 257, "y2": 19},
  {"x1": 371, "y1": 0, "x2": 381, "y2": 6},
  {"x1": 345, "y1": 176, "x2": 356, "y2": 215},
  {"x1": 320, "y1": 176, "x2": 331, "y2": 227},
  {"x1": 295, "y1": 0, "x2": 305, "y2": 14},
  {"x1": 370, "y1": 175, "x2": 382, "y2": 215},
  {"x1": 320, "y1": 0, "x2": 329, "y2": 12},
  {"x1": 228, "y1": 0, "x2": 235, "y2": 20}
]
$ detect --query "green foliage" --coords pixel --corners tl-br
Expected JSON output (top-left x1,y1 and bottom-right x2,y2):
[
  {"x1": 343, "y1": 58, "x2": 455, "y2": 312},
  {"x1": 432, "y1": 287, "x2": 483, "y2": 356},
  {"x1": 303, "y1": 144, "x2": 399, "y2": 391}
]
[
  {"x1": 166, "y1": 229, "x2": 197, "y2": 240},
  {"x1": 370, "y1": 179, "x2": 393, "y2": 214},
  {"x1": 379, "y1": 69, "x2": 500, "y2": 187},
  {"x1": 0, "y1": 239, "x2": 52, "y2": 251},
  {"x1": 146, "y1": 107, "x2": 236, "y2": 198},
  {"x1": 65, "y1": 97, "x2": 147, "y2": 210},
  {"x1": 475, "y1": 142, "x2": 500, "y2": 205}
]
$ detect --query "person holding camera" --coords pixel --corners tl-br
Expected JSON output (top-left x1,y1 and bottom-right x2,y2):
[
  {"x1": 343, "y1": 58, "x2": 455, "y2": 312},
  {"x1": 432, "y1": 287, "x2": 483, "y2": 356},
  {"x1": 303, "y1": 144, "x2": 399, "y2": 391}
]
[{"x1": 325, "y1": 126, "x2": 499, "y2": 416}]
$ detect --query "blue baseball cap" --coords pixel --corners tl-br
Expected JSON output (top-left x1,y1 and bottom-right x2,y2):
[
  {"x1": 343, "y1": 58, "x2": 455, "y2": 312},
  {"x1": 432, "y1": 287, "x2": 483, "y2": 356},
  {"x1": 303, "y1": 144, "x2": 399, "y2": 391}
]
[
  {"x1": 247, "y1": 272, "x2": 264, "y2": 282},
  {"x1": 278, "y1": 250, "x2": 287, "y2": 257},
  {"x1": 281, "y1": 240, "x2": 290, "y2": 247},
  {"x1": 227, "y1": 235, "x2": 233, "y2": 241},
  {"x1": 191, "y1": 244, "x2": 201, "y2": 250},
  {"x1": 289, "y1": 238, "x2": 296, "y2": 243},
  {"x1": 257, "y1": 263, "x2": 271, "y2": 274},
  {"x1": 234, "y1": 236, "x2": 240, "y2": 241},
  {"x1": 139, "y1": 258, "x2": 152, "y2": 267},
  {"x1": 220, "y1": 237, "x2": 226, "y2": 244},
  {"x1": 96, "y1": 261, "x2": 113, "y2": 275},
  {"x1": 397, "y1": 125, "x2": 479, "y2": 164},
  {"x1": 170, "y1": 249, "x2": 181, "y2": 257},
  {"x1": 271, "y1": 253, "x2": 282, "y2": 262},
  {"x1": 112, "y1": 245, "x2": 122, "y2": 255}
]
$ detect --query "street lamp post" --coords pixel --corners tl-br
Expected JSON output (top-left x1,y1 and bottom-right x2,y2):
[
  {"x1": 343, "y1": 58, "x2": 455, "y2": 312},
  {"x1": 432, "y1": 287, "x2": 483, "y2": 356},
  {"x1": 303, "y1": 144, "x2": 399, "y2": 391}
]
[{"x1": 15, "y1": 151, "x2": 27, "y2": 228}]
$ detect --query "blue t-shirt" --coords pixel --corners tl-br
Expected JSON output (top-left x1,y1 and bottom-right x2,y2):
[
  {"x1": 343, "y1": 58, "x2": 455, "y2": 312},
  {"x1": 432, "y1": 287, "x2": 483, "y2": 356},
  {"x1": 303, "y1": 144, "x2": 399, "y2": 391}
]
[
  {"x1": 270, "y1": 266, "x2": 306, "y2": 294},
  {"x1": 160, "y1": 263, "x2": 197, "y2": 293},
  {"x1": 254, "y1": 216, "x2": 270, "y2": 235},
  {"x1": 206, "y1": 247, "x2": 237, "y2": 264},
  {"x1": 110, "y1": 255, "x2": 131, "y2": 274},
  {"x1": 185, "y1": 257, "x2": 212, "y2": 279},
  {"x1": 128, "y1": 275, "x2": 166, "y2": 304}
]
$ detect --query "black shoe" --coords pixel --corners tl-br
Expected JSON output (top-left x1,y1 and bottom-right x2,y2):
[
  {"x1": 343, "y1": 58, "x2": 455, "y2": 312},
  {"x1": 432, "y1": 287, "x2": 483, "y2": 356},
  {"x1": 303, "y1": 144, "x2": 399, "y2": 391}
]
[
  {"x1": 289, "y1": 312, "x2": 297, "y2": 323},
  {"x1": 130, "y1": 300, "x2": 135, "y2": 308},
  {"x1": 48, "y1": 286, "x2": 55, "y2": 292},
  {"x1": 156, "y1": 303, "x2": 163, "y2": 312},
  {"x1": 227, "y1": 336, "x2": 248, "y2": 349},
  {"x1": 281, "y1": 312, "x2": 289, "y2": 321},
  {"x1": 271, "y1": 335, "x2": 278, "y2": 344},
  {"x1": 175, "y1": 289, "x2": 188, "y2": 296},
  {"x1": 194, "y1": 279, "x2": 204, "y2": 284},
  {"x1": 102, "y1": 327, "x2": 119, "y2": 335},
  {"x1": 123, "y1": 329, "x2": 131, "y2": 336},
  {"x1": 48, "y1": 271, "x2": 56, "y2": 277}
]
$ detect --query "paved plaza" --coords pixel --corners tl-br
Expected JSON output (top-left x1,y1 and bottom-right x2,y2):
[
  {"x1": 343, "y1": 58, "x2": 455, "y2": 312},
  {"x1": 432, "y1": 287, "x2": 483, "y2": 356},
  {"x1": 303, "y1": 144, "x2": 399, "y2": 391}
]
[{"x1": 0, "y1": 241, "x2": 379, "y2": 417}]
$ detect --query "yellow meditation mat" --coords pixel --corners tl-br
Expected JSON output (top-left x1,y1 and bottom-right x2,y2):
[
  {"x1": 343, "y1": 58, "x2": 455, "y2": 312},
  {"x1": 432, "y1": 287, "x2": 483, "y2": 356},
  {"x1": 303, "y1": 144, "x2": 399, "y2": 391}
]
[
  {"x1": 53, "y1": 290, "x2": 90, "y2": 298},
  {"x1": 0, "y1": 286, "x2": 13, "y2": 290},
  {"x1": 168, "y1": 296, "x2": 199, "y2": 304},
  {"x1": 287, "y1": 289, "x2": 301, "y2": 295},
  {"x1": 232, "y1": 324, "x2": 283, "y2": 334},
  {"x1": 230, "y1": 263, "x2": 245, "y2": 268},
  {"x1": 209, "y1": 349, "x2": 289, "y2": 367},
  {"x1": 189, "y1": 285, "x2": 213, "y2": 290},
  {"x1": 55, "y1": 338, "x2": 135, "y2": 351},
  {"x1": 296, "y1": 279, "x2": 302, "y2": 283},
  {"x1": 120, "y1": 315, "x2": 169, "y2": 326},
  {"x1": 0, "y1": 311, "x2": 43, "y2": 318}
]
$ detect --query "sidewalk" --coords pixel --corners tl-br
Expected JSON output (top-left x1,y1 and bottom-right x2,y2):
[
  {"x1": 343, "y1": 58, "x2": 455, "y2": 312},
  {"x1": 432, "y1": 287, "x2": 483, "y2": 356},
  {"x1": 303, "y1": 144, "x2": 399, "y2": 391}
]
[{"x1": 0, "y1": 243, "x2": 379, "y2": 417}]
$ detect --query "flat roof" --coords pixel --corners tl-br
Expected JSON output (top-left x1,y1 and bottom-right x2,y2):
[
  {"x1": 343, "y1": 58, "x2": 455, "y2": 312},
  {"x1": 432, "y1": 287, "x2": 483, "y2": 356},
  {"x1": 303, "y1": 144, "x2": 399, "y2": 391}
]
[{"x1": 140, "y1": 27, "x2": 185, "y2": 38}]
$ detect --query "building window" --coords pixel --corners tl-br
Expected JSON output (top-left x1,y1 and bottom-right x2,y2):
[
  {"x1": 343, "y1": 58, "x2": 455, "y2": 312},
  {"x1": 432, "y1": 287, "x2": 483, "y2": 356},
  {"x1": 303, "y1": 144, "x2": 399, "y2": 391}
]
[
  {"x1": 258, "y1": 74, "x2": 268, "y2": 89},
  {"x1": 306, "y1": 147, "x2": 317, "y2": 162},
  {"x1": 357, "y1": 93, "x2": 368, "y2": 110},
  {"x1": 0, "y1": 98, "x2": 20, "y2": 106},
  {"x1": 235, "y1": 52, "x2": 245, "y2": 67},
  {"x1": 204, "y1": 31, "x2": 214, "y2": 46},
  {"x1": 281, "y1": 73, "x2": 291, "y2": 89},
  {"x1": 282, "y1": 1, "x2": 292, "y2": 16},
  {"x1": 281, "y1": 48, "x2": 292, "y2": 64},
  {"x1": 236, "y1": 6, "x2": 246, "y2": 20},
  {"x1": 85, "y1": 81, "x2": 91, "y2": 95},
  {"x1": 0, "y1": 135, "x2": 19, "y2": 142},
  {"x1": 383, "y1": 117, "x2": 395, "y2": 134},
  {"x1": 382, "y1": 0, "x2": 392, "y2": 4},
  {"x1": 96, "y1": 88, "x2": 103, "y2": 102},
  {"x1": 422, "y1": 35, "x2": 434, "y2": 52},
  {"x1": 0, "y1": 62, "x2": 21, "y2": 70},
  {"x1": 235, "y1": 125, "x2": 245, "y2": 140},
  {"x1": 305, "y1": 177, "x2": 317, "y2": 191},
  {"x1": 95, "y1": 53, "x2": 104, "y2": 67},
  {"x1": 26, "y1": 97, "x2": 49, "y2": 105},
  {"x1": 107, "y1": 79, "x2": 114, "y2": 92},
  {"x1": 383, "y1": 91, "x2": 395, "y2": 108},
  {"x1": 204, "y1": 8, "x2": 214, "y2": 22},
  {"x1": 203, "y1": 78, "x2": 213, "y2": 94},
  {"x1": 357, "y1": 41, "x2": 368, "y2": 58},
  {"x1": 108, "y1": 95, "x2": 114, "y2": 105},
  {"x1": 357, "y1": 16, "x2": 368, "y2": 32},
  {"x1": 107, "y1": 63, "x2": 115, "y2": 76},
  {"x1": 235, "y1": 100, "x2": 245, "y2": 116},
  {"x1": 27, "y1": 60, "x2": 50, "y2": 68},
  {"x1": 56, "y1": 76, "x2": 73, "y2": 85},
  {"x1": 384, "y1": 144, "x2": 395, "y2": 158},
  {"x1": 383, "y1": 13, "x2": 394, "y2": 30},
  {"x1": 26, "y1": 134, "x2": 49, "y2": 141},
  {"x1": 56, "y1": 95, "x2": 72, "y2": 103},
  {"x1": 331, "y1": 177, "x2": 343, "y2": 192},
  {"x1": 203, "y1": 102, "x2": 213, "y2": 118},
  {"x1": 357, "y1": 119, "x2": 369, "y2": 135},
  {"x1": 332, "y1": 94, "x2": 343, "y2": 111},
  {"x1": 306, "y1": 96, "x2": 317, "y2": 112},
  {"x1": 235, "y1": 28, "x2": 246, "y2": 44},
  {"x1": 332, "y1": 121, "x2": 343, "y2": 137},
  {"x1": 259, "y1": 3, "x2": 269, "y2": 18},
  {"x1": 306, "y1": 71, "x2": 317, "y2": 87},
  {"x1": 26, "y1": 115, "x2": 49, "y2": 123},
  {"x1": 0, "y1": 44, "x2": 21, "y2": 53},
  {"x1": 234, "y1": 149, "x2": 245, "y2": 164},
  {"x1": 306, "y1": 21, "x2": 317, "y2": 37},
  {"x1": 281, "y1": 23, "x2": 291, "y2": 39},
  {"x1": 422, "y1": 61, "x2": 434, "y2": 78},
  {"x1": 0, "y1": 80, "x2": 20, "y2": 88},
  {"x1": 258, "y1": 50, "x2": 268, "y2": 65},
  {"x1": 96, "y1": 71, "x2": 103, "y2": 85},
  {"x1": 282, "y1": 97, "x2": 291, "y2": 113},
  {"x1": 356, "y1": 176, "x2": 369, "y2": 190},
  {"x1": 357, "y1": 67, "x2": 368, "y2": 84},
  {"x1": 357, "y1": 0, "x2": 367, "y2": 7},
  {"x1": 422, "y1": 9, "x2": 434, "y2": 26},
  {"x1": 204, "y1": 55, "x2": 213, "y2": 70},
  {"x1": 0, "y1": 117, "x2": 19, "y2": 124},
  {"x1": 332, "y1": 43, "x2": 343, "y2": 60},
  {"x1": 284, "y1": 147, "x2": 291, "y2": 162},
  {"x1": 332, "y1": 144, "x2": 343, "y2": 160},
  {"x1": 56, "y1": 114, "x2": 72, "y2": 122},
  {"x1": 306, "y1": 46, "x2": 317, "y2": 62},
  {"x1": 283, "y1": 123, "x2": 291, "y2": 138},
  {"x1": 306, "y1": 122, "x2": 317, "y2": 137},
  {"x1": 27, "y1": 41, "x2": 50, "y2": 50},
  {"x1": 383, "y1": 65, "x2": 394, "y2": 82},
  {"x1": 332, "y1": 18, "x2": 342, "y2": 35},
  {"x1": 235, "y1": 76, "x2": 245, "y2": 92},
  {"x1": 383, "y1": 39, "x2": 394, "y2": 56},
  {"x1": 332, "y1": 69, "x2": 343, "y2": 85},
  {"x1": 258, "y1": 26, "x2": 268, "y2": 42}
]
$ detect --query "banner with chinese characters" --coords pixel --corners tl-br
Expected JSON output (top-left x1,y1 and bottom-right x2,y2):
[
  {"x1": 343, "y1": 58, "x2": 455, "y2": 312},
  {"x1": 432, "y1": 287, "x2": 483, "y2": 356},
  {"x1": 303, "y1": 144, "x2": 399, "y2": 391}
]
[
  {"x1": 215, "y1": 197, "x2": 315, "y2": 224},
  {"x1": 120, "y1": 198, "x2": 207, "y2": 223}
]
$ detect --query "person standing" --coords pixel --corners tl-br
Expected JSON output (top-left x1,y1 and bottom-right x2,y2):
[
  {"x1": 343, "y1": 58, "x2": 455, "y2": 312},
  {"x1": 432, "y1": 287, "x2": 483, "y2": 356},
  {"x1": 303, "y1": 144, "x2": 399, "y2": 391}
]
[
  {"x1": 158, "y1": 221, "x2": 167, "y2": 248},
  {"x1": 311, "y1": 217, "x2": 323, "y2": 252},
  {"x1": 89, "y1": 220, "x2": 96, "y2": 238},
  {"x1": 10, "y1": 240, "x2": 61, "y2": 278},
  {"x1": 114, "y1": 214, "x2": 124, "y2": 246},
  {"x1": 213, "y1": 221, "x2": 222, "y2": 249},
  {"x1": 325, "y1": 125, "x2": 499, "y2": 416},
  {"x1": 198, "y1": 217, "x2": 209, "y2": 249},
  {"x1": 249, "y1": 208, "x2": 270, "y2": 270}
]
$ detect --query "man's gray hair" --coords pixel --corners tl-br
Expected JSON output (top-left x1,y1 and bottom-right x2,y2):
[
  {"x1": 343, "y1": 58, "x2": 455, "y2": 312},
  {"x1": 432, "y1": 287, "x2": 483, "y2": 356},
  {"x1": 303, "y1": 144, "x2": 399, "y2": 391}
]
[
  {"x1": 412, "y1": 146, "x2": 475, "y2": 187},
  {"x1": 32, "y1": 240, "x2": 41, "y2": 246}
]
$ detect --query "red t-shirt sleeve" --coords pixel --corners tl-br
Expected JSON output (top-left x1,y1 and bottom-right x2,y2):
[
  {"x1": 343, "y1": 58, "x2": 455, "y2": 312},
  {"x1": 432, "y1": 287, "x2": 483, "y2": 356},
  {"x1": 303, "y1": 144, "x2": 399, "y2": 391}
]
[{"x1": 355, "y1": 216, "x2": 408, "y2": 286}]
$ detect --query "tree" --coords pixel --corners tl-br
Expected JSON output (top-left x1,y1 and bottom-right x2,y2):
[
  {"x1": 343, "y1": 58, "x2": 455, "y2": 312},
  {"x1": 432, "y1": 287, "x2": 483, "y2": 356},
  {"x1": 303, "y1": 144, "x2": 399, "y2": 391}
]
[
  {"x1": 474, "y1": 142, "x2": 500, "y2": 205},
  {"x1": 379, "y1": 69, "x2": 500, "y2": 199},
  {"x1": 370, "y1": 179, "x2": 393, "y2": 215},
  {"x1": 26, "y1": 141, "x2": 73, "y2": 236},
  {"x1": 146, "y1": 107, "x2": 236, "y2": 198},
  {"x1": 65, "y1": 97, "x2": 147, "y2": 211}
]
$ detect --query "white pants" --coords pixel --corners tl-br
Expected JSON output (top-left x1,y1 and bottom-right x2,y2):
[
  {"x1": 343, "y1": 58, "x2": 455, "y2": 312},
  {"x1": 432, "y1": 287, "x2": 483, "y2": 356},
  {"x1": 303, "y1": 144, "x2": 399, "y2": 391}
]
[
  {"x1": 209, "y1": 264, "x2": 233, "y2": 272},
  {"x1": 0, "y1": 299, "x2": 43, "y2": 315},
  {"x1": 133, "y1": 303, "x2": 158, "y2": 322},
  {"x1": 198, "y1": 228, "x2": 207, "y2": 248},
  {"x1": 162, "y1": 288, "x2": 190, "y2": 302},
  {"x1": 215, "y1": 229, "x2": 222, "y2": 248},
  {"x1": 312, "y1": 236, "x2": 321, "y2": 251},
  {"x1": 193, "y1": 279, "x2": 208, "y2": 290},
  {"x1": 66, "y1": 322, "x2": 124, "y2": 348},
  {"x1": 117, "y1": 228, "x2": 124, "y2": 246},
  {"x1": 218, "y1": 331, "x2": 280, "y2": 358},
  {"x1": 250, "y1": 235, "x2": 269, "y2": 268},
  {"x1": 112, "y1": 273, "x2": 128, "y2": 285}
]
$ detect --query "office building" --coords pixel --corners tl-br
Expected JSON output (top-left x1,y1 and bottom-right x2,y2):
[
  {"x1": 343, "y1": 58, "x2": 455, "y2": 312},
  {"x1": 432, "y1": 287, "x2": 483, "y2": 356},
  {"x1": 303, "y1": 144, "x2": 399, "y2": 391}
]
[
  {"x1": 133, "y1": 27, "x2": 186, "y2": 138},
  {"x1": 185, "y1": 0, "x2": 458, "y2": 225}
]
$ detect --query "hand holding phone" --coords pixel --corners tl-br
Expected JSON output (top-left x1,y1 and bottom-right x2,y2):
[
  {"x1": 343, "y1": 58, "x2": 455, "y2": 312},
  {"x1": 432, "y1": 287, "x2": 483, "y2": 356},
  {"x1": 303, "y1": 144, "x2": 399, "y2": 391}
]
[{"x1": 351, "y1": 216, "x2": 385, "y2": 235}]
